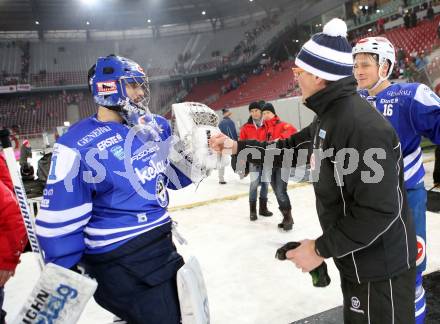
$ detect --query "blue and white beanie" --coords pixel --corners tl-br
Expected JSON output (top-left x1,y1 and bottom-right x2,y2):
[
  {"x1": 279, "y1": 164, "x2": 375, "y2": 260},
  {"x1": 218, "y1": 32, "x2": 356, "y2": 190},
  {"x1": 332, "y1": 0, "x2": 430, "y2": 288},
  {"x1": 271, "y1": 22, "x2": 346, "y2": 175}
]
[{"x1": 295, "y1": 18, "x2": 353, "y2": 81}]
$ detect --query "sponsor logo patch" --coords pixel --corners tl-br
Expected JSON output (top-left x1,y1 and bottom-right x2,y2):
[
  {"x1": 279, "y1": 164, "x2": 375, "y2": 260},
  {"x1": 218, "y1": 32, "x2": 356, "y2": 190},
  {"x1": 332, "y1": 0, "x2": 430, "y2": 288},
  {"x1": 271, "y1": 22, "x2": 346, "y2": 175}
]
[
  {"x1": 96, "y1": 133, "x2": 123, "y2": 151},
  {"x1": 131, "y1": 145, "x2": 159, "y2": 162},
  {"x1": 136, "y1": 212, "x2": 148, "y2": 223},
  {"x1": 21, "y1": 284, "x2": 78, "y2": 323},
  {"x1": 77, "y1": 126, "x2": 111, "y2": 146},
  {"x1": 350, "y1": 296, "x2": 364, "y2": 314},
  {"x1": 135, "y1": 160, "x2": 167, "y2": 184},
  {"x1": 40, "y1": 199, "x2": 50, "y2": 208},
  {"x1": 96, "y1": 81, "x2": 118, "y2": 95},
  {"x1": 416, "y1": 235, "x2": 426, "y2": 267},
  {"x1": 110, "y1": 145, "x2": 125, "y2": 160}
]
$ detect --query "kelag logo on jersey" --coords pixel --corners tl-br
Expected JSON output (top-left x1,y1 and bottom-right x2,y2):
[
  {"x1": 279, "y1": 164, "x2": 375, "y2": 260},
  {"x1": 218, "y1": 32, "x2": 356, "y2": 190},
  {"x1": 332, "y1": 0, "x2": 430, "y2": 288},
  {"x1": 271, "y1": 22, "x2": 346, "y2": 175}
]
[{"x1": 134, "y1": 160, "x2": 167, "y2": 184}]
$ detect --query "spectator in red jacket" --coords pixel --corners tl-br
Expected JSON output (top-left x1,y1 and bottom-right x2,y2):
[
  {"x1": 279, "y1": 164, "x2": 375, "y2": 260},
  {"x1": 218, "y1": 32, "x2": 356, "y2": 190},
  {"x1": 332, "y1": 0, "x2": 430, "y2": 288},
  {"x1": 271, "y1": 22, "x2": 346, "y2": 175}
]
[
  {"x1": 239, "y1": 101, "x2": 273, "y2": 221},
  {"x1": 0, "y1": 156, "x2": 28, "y2": 324},
  {"x1": 262, "y1": 103, "x2": 297, "y2": 230}
]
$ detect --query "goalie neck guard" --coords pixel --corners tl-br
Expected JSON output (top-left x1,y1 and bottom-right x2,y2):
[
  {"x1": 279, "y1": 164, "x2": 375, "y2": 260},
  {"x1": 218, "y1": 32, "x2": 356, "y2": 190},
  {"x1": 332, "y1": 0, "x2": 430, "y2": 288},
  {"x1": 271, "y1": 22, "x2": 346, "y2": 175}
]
[{"x1": 87, "y1": 55, "x2": 151, "y2": 123}]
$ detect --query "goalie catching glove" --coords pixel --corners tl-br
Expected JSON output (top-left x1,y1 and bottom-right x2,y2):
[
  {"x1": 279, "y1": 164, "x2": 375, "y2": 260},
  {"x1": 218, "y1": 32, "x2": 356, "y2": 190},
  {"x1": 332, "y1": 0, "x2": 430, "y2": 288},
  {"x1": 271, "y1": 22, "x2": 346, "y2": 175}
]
[{"x1": 170, "y1": 102, "x2": 230, "y2": 183}]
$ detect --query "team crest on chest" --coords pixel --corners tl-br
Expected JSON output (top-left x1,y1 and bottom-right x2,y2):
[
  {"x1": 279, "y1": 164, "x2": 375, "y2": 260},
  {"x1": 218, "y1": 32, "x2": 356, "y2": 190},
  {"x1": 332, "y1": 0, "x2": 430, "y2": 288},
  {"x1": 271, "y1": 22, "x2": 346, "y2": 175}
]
[{"x1": 156, "y1": 174, "x2": 168, "y2": 207}]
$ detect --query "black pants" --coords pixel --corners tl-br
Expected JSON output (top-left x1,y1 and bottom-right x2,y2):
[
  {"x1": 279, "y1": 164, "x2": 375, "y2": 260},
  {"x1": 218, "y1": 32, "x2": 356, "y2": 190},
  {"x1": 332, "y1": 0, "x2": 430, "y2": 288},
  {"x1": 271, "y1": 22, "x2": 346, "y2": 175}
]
[
  {"x1": 433, "y1": 146, "x2": 440, "y2": 184},
  {"x1": 341, "y1": 267, "x2": 416, "y2": 324},
  {"x1": 83, "y1": 223, "x2": 184, "y2": 324}
]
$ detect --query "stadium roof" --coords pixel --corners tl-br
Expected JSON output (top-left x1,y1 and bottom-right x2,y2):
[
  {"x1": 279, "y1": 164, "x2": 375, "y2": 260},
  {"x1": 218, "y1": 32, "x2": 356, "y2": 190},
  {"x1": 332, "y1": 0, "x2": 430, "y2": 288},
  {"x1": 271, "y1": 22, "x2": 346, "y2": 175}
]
[{"x1": 0, "y1": 0, "x2": 294, "y2": 31}]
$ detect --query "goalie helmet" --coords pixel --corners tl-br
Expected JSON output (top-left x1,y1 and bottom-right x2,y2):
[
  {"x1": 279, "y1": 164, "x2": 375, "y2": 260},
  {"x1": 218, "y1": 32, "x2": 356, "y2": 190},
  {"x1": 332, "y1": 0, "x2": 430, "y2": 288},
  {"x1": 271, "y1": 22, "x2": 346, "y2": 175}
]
[{"x1": 87, "y1": 55, "x2": 150, "y2": 117}]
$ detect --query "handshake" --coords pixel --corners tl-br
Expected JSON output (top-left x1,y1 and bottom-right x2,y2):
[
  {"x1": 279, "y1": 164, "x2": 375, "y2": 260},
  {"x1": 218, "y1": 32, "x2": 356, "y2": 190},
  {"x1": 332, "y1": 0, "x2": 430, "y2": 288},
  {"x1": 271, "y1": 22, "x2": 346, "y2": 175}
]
[
  {"x1": 171, "y1": 102, "x2": 235, "y2": 182},
  {"x1": 208, "y1": 133, "x2": 237, "y2": 155}
]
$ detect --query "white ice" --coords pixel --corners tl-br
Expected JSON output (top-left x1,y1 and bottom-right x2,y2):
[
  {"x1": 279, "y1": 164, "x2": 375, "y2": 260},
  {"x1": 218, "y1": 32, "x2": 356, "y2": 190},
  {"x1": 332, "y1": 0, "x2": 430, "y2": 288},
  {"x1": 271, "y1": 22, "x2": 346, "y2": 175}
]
[{"x1": 4, "y1": 153, "x2": 440, "y2": 324}]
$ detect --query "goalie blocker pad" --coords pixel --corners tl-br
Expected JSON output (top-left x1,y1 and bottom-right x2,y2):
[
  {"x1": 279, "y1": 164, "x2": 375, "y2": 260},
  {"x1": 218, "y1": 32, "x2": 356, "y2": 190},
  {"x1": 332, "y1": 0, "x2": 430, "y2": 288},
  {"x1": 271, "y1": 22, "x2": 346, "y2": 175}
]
[
  {"x1": 171, "y1": 102, "x2": 230, "y2": 183},
  {"x1": 177, "y1": 256, "x2": 210, "y2": 324},
  {"x1": 12, "y1": 263, "x2": 97, "y2": 324}
]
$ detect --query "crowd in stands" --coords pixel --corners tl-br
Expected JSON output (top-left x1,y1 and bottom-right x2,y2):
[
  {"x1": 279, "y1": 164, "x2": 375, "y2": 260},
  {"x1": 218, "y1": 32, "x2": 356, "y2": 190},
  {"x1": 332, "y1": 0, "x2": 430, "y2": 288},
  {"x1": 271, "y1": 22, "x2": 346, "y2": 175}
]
[
  {"x1": 1, "y1": 0, "x2": 440, "y2": 135},
  {"x1": 31, "y1": 70, "x2": 70, "y2": 87},
  {"x1": 348, "y1": 1, "x2": 440, "y2": 81},
  {"x1": 229, "y1": 14, "x2": 279, "y2": 63},
  {"x1": 184, "y1": 2, "x2": 440, "y2": 109},
  {"x1": 350, "y1": 1, "x2": 437, "y2": 38},
  {"x1": 19, "y1": 42, "x2": 30, "y2": 83},
  {"x1": 172, "y1": 14, "x2": 281, "y2": 76},
  {"x1": 0, "y1": 41, "x2": 30, "y2": 86},
  {"x1": 353, "y1": 1, "x2": 380, "y2": 26},
  {"x1": 185, "y1": 59, "x2": 299, "y2": 109},
  {"x1": 0, "y1": 40, "x2": 31, "y2": 86},
  {"x1": 173, "y1": 52, "x2": 193, "y2": 74},
  {"x1": 218, "y1": 57, "x2": 285, "y2": 95},
  {"x1": 392, "y1": 47, "x2": 429, "y2": 80},
  {"x1": 0, "y1": 71, "x2": 21, "y2": 86},
  {"x1": 0, "y1": 79, "x2": 182, "y2": 134}
]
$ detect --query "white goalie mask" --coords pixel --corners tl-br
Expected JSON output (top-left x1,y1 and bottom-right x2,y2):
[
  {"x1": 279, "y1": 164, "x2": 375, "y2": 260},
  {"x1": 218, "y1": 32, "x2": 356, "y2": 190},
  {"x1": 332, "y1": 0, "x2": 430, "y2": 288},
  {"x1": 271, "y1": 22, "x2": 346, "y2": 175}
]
[{"x1": 170, "y1": 102, "x2": 230, "y2": 183}]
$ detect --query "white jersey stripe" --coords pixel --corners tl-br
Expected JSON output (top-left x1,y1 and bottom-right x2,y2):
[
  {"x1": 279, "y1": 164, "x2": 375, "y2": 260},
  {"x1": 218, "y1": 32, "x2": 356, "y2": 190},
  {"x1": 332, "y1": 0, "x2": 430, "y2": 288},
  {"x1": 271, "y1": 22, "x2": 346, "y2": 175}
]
[
  {"x1": 403, "y1": 147, "x2": 421, "y2": 168},
  {"x1": 295, "y1": 58, "x2": 348, "y2": 81},
  {"x1": 38, "y1": 203, "x2": 93, "y2": 223},
  {"x1": 84, "y1": 212, "x2": 170, "y2": 236},
  {"x1": 36, "y1": 217, "x2": 91, "y2": 237},
  {"x1": 303, "y1": 40, "x2": 353, "y2": 65},
  {"x1": 404, "y1": 155, "x2": 423, "y2": 182},
  {"x1": 85, "y1": 219, "x2": 171, "y2": 248}
]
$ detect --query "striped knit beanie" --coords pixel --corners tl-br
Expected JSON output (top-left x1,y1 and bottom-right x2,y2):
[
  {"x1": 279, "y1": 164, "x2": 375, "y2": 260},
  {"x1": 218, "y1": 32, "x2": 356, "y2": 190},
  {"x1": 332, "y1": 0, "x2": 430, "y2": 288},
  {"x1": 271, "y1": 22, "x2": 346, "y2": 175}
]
[{"x1": 295, "y1": 18, "x2": 353, "y2": 81}]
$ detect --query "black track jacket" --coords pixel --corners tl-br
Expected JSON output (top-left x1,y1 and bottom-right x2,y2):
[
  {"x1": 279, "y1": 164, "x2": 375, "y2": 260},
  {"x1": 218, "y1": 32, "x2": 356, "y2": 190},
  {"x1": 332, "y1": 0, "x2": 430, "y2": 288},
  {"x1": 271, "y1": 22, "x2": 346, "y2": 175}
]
[{"x1": 236, "y1": 76, "x2": 416, "y2": 283}]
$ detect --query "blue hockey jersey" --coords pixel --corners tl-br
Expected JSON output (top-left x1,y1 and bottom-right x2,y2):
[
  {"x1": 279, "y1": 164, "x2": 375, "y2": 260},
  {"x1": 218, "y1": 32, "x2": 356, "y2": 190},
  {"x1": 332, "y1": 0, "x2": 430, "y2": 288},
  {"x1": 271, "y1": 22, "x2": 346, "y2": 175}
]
[
  {"x1": 359, "y1": 83, "x2": 440, "y2": 189},
  {"x1": 36, "y1": 114, "x2": 192, "y2": 268}
]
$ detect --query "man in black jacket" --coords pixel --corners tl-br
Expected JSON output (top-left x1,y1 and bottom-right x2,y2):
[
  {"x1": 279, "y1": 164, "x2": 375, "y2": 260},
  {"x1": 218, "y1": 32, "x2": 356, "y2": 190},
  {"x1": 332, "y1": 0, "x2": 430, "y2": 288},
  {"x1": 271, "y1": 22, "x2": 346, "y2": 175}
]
[
  {"x1": 0, "y1": 126, "x2": 11, "y2": 149},
  {"x1": 210, "y1": 18, "x2": 417, "y2": 324}
]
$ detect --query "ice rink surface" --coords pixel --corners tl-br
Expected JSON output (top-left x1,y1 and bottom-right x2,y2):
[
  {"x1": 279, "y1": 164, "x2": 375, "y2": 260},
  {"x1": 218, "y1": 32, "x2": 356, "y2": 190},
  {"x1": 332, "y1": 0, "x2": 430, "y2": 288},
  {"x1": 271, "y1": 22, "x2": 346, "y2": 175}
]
[{"x1": 4, "y1": 153, "x2": 440, "y2": 324}]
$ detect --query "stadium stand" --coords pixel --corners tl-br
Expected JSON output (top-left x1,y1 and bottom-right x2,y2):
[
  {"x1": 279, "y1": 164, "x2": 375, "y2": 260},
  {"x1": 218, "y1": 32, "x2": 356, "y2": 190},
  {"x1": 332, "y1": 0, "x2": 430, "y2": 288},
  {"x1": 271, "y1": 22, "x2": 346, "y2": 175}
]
[
  {"x1": 1, "y1": 0, "x2": 440, "y2": 137},
  {"x1": 0, "y1": 81, "x2": 181, "y2": 134}
]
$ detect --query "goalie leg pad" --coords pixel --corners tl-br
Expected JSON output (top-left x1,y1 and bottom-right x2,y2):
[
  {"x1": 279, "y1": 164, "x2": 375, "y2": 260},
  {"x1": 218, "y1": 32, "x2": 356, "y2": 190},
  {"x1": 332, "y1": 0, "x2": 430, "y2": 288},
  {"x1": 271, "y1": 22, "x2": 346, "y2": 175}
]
[
  {"x1": 11, "y1": 263, "x2": 97, "y2": 324},
  {"x1": 177, "y1": 256, "x2": 210, "y2": 324}
]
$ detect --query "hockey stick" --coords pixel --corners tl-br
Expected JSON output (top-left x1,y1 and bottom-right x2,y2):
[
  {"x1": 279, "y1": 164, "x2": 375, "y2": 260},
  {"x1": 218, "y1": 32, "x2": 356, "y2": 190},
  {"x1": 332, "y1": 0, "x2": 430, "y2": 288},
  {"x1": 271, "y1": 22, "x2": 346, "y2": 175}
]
[
  {"x1": 3, "y1": 147, "x2": 44, "y2": 269},
  {"x1": 4, "y1": 147, "x2": 98, "y2": 323}
]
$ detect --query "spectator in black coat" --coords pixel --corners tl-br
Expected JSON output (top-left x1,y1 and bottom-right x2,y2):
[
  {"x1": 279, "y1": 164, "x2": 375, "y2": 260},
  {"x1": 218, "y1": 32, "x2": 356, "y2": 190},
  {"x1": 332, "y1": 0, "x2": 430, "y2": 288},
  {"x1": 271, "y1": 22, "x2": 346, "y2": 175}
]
[
  {"x1": 0, "y1": 127, "x2": 11, "y2": 149},
  {"x1": 427, "y1": 3, "x2": 434, "y2": 21},
  {"x1": 410, "y1": 9, "x2": 418, "y2": 27},
  {"x1": 404, "y1": 11, "x2": 411, "y2": 29},
  {"x1": 218, "y1": 108, "x2": 238, "y2": 184}
]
